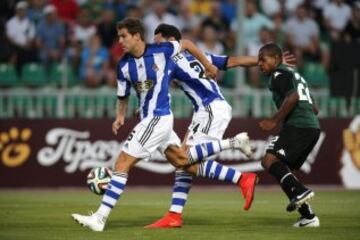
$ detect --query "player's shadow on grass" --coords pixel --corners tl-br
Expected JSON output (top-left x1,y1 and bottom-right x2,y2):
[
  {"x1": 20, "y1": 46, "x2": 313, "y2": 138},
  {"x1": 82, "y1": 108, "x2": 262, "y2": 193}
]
[{"x1": 109, "y1": 215, "x2": 288, "y2": 229}]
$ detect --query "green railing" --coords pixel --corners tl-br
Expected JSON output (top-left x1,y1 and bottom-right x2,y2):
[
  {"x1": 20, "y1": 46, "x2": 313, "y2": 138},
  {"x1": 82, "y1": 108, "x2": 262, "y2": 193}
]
[{"x1": 0, "y1": 86, "x2": 353, "y2": 119}]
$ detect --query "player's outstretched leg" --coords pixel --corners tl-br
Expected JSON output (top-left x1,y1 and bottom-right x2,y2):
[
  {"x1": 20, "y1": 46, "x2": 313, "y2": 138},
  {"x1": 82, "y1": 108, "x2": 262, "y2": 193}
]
[
  {"x1": 197, "y1": 160, "x2": 258, "y2": 210},
  {"x1": 187, "y1": 132, "x2": 253, "y2": 164}
]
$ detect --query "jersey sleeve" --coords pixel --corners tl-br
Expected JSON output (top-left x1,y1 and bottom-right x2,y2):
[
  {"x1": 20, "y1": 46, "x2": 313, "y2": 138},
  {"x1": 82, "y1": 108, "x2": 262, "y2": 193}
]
[
  {"x1": 117, "y1": 62, "x2": 131, "y2": 98},
  {"x1": 160, "y1": 41, "x2": 181, "y2": 58},
  {"x1": 208, "y1": 53, "x2": 228, "y2": 70},
  {"x1": 272, "y1": 71, "x2": 296, "y2": 97}
]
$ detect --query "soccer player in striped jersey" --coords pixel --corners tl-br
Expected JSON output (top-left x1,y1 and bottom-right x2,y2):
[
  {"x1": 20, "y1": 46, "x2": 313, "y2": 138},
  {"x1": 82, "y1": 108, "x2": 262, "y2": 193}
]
[
  {"x1": 71, "y1": 18, "x2": 252, "y2": 232},
  {"x1": 145, "y1": 24, "x2": 295, "y2": 228}
]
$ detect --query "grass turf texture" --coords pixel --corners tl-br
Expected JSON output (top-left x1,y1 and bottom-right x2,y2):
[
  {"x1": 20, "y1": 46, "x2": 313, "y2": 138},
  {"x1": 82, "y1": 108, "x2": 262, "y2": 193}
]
[{"x1": 0, "y1": 188, "x2": 359, "y2": 240}]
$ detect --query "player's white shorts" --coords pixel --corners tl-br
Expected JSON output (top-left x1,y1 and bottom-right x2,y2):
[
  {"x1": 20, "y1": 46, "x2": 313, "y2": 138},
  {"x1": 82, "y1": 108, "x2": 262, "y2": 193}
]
[
  {"x1": 186, "y1": 99, "x2": 232, "y2": 146},
  {"x1": 122, "y1": 114, "x2": 181, "y2": 159}
]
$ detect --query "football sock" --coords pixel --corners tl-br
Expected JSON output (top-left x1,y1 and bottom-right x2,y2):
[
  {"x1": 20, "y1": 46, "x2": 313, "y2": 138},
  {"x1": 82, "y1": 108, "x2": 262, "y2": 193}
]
[
  {"x1": 197, "y1": 160, "x2": 241, "y2": 184},
  {"x1": 269, "y1": 161, "x2": 307, "y2": 199},
  {"x1": 298, "y1": 203, "x2": 315, "y2": 219},
  {"x1": 169, "y1": 170, "x2": 193, "y2": 214},
  {"x1": 188, "y1": 140, "x2": 231, "y2": 163},
  {"x1": 96, "y1": 172, "x2": 128, "y2": 219}
]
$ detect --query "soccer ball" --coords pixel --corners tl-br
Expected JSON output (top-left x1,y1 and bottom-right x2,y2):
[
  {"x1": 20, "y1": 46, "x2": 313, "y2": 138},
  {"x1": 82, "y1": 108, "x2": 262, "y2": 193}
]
[{"x1": 87, "y1": 167, "x2": 113, "y2": 195}]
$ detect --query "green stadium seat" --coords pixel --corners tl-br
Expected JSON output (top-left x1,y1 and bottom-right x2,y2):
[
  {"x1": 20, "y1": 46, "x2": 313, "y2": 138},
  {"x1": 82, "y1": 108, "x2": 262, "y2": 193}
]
[
  {"x1": 349, "y1": 98, "x2": 360, "y2": 115},
  {"x1": 0, "y1": 63, "x2": 19, "y2": 87},
  {"x1": 0, "y1": 96, "x2": 15, "y2": 118},
  {"x1": 222, "y1": 68, "x2": 236, "y2": 88},
  {"x1": 64, "y1": 95, "x2": 77, "y2": 118},
  {"x1": 50, "y1": 63, "x2": 77, "y2": 87},
  {"x1": 38, "y1": 95, "x2": 58, "y2": 118},
  {"x1": 312, "y1": 94, "x2": 329, "y2": 117},
  {"x1": 328, "y1": 97, "x2": 348, "y2": 117},
  {"x1": 240, "y1": 95, "x2": 253, "y2": 116},
  {"x1": 22, "y1": 63, "x2": 47, "y2": 87},
  {"x1": 260, "y1": 95, "x2": 275, "y2": 118},
  {"x1": 302, "y1": 62, "x2": 329, "y2": 88}
]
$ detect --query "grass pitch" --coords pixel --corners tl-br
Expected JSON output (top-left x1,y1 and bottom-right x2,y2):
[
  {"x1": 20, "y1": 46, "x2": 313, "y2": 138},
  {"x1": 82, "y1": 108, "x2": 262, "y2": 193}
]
[{"x1": 0, "y1": 187, "x2": 359, "y2": 240}]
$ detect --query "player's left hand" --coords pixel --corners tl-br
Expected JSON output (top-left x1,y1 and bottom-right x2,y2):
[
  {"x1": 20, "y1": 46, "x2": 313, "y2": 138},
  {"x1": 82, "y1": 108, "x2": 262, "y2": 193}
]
[
  {"x1": 205, "y1": 64, "x2": 218, "y2": 79},
  {"x1": 283, "y1": 51, "x2": 296, "y2": 67},
  {"x1": 259, "y1": 119, "x2": 277, "y2": 131}
]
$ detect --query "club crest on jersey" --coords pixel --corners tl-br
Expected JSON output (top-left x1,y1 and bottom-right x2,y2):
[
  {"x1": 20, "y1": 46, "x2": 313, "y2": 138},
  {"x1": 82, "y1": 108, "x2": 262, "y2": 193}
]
[
  {"x1": 152, "y1": 64, "x2": 159, "y2": 71},
  {"x1": 135, "y1": 80, "x2": 154, "y2": 92}
]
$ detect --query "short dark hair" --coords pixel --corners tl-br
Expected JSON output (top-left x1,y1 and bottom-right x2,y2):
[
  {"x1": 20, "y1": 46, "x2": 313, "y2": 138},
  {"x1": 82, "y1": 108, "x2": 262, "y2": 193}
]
[
  {"x1": 259, "y1": 43, "x2": 283, "y2": 59},
  {"x1": 117, "y1": 18, "x2": 145, "y2": 41},
  {"x1": 154, "y1": 23, "x2": 182, "y2": 41}
]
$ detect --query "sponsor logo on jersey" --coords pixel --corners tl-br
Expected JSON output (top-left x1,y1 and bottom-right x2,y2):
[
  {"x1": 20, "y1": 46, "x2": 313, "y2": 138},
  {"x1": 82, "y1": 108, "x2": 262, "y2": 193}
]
[
  {"x1": 277, "y1": 148, "x2": 286, "y2": 156},
  {"x1": 135, "y1": 80, "x2": 154, "y2": 92}
]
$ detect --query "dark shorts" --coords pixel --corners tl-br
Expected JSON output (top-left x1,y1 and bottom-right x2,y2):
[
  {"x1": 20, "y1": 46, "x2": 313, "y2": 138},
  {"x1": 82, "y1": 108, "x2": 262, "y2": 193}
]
[{"x1": 266, "y1": 125, "x2": 321, "y2": 170}]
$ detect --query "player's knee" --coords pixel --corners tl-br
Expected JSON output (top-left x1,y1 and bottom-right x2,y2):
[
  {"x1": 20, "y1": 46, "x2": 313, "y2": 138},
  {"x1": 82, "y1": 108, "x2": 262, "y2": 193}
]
[
  {"x1": 262, "y1": 154, "x2": 277, "y2": 170},
  {"x1": 261, "y1": 159, "x2": 271, "y2": 170},
  {"x1": 184, "y1": 164, "x2": 198, "y2": 176},
  {"x1": 173, "y1": 155, "x2": 188, "y2": 168},
  {"x1": 114, "y1": 153, "x2": 133, "y2": 173},
  {"x1": 261, "y1": 155, "x2": 272, "y2": 170}
]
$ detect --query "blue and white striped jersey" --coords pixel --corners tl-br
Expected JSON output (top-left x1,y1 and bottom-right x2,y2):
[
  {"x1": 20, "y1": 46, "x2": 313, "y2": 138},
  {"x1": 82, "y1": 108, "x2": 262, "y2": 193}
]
[
  {"x1": 171, "y1": 51, "x2": 228, "y2": 111},
  {"x1": 117, "y1": 41, "x2": 181, "y2": 119}
]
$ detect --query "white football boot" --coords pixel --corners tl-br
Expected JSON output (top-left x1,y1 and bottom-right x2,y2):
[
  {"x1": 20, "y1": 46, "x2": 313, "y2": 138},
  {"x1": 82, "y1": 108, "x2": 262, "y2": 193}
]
[
  {"x1": 293, "y1": 216, "x2": 320, "y2": 228},
  {"x1": 231, "y1": 132, "x2": 253, "y2": 158},
  {"x1": 71, "y1": 212, "x2": 105, "y2": 232}
]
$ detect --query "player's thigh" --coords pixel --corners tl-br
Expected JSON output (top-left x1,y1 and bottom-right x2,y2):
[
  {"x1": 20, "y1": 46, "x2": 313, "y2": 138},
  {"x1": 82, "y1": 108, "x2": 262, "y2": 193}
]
[
  {"x1": 164, "y1": 144, "x2": 189, "y2": 168},
  {"x1": 205, "y1": 100, "x2": 232, "y2": 138},
  {"x1": 187, "y1": 100, "x2": 232, "y2": 145},
  {"x1": 266, "y1": 126, "x2": 319, "y2": 169},
  {"x1": 261, "y1": 152, "x2": 280, "y2": 169},
  {"x1": 293, "y1": 128, "x2": 321, "y2": 169}
]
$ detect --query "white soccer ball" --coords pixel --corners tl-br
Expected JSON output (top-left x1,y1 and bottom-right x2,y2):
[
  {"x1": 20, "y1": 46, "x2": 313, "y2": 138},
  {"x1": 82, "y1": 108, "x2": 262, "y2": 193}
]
[{"x1": 87, "y1": 167, "x2": 113, "y2": 195}]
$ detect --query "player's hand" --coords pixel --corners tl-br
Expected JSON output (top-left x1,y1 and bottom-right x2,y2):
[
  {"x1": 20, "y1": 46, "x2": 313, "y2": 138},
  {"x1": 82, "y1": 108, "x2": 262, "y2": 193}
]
[
  {"x1": 205, "y1": 64, "x2": 218, "y2": 79},
  {"x1": 112, "y1": 117, "x2": 124, "y2": 135},
  {"x1": 259, "y1": 119, "x2": 277, "y2": 131},
  {"x1": 283, "y1": 51, "x2": 296, "y2": 67}
]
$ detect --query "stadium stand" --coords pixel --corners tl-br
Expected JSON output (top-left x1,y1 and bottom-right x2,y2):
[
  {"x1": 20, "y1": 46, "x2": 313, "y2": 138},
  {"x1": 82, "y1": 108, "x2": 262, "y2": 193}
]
[{"x1": 0, "y1": 0, "x2": 358, "y2": 119}]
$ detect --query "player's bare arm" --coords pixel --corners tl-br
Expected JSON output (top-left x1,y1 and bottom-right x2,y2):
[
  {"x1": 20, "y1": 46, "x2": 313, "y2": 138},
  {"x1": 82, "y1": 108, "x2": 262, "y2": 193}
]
[
  {"x1": 226, "y1": 52, "x2": 296, "y2": 69},
  {"x1": 180, "y1": 39, "x2": 218, "y2": 78},
  {"x1": 259, "y1": 91, "x2": 299, "y2": 131},
  {"x1": 310, "y1": 95, "x2": 319, "y2": 115},
  {"x1": 112, "y1": 97, "x2": 128, "y2": 135}
]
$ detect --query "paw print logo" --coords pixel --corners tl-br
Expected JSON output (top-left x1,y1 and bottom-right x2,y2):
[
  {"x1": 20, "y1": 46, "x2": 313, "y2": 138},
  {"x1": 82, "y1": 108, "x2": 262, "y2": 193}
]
[
  {"x1": 0, "y1": 127, "x2": 32, "y2": 168},
  {"x1": 343, "y1": 128, "x2": 360, "y2": 170}
]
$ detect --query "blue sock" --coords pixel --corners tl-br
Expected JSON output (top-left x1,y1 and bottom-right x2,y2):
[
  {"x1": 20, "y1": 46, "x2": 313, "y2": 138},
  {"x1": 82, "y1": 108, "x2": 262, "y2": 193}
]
[
  {"x1": 188, "y1": 139, "x2": 231, "y2": 163},
  {"x1": 197, "y1": 160, "x2": 241, "y2": 184},
  {"x1": 96, "y1": 172, "x2": 128, "y2": 219},
  {"x1": 169, "y1": 170, "x2": 193, "y2": 213}
]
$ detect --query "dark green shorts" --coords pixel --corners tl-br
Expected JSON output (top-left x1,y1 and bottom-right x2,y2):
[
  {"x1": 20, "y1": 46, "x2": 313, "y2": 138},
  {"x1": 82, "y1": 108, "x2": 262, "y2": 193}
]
[{"x1": 266, "y1": 125, "x2": 320, "y2": 170}]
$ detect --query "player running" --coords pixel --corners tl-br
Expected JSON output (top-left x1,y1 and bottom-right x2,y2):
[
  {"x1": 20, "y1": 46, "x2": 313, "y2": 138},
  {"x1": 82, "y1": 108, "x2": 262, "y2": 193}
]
[
  {"x1": 71, "y1": 18, "x2": 252, "y2": 232},
  {"x1": 145, "y1": 24, "x2": 295, "y2": 228},
  {"x1": 258, "y1": 43, "x2": 320, "y2": 227}
]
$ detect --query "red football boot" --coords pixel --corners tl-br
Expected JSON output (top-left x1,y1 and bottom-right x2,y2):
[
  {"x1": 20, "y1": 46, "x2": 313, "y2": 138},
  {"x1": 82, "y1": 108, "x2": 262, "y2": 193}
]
[
  {"x1": 239, "y1": 173, "x2": 258, "y2": 211},
  {"x1": 144, "y1": 212, "x2": 183, "y2": 229}
]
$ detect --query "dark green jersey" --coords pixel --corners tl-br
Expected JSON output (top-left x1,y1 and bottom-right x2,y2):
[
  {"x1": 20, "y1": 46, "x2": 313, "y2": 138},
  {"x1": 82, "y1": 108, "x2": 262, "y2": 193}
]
[{"x1": 268, "y1": 64, "x2": 320, "y2": 129}]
